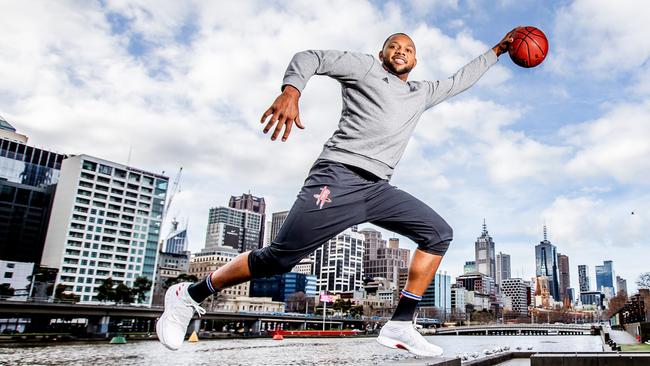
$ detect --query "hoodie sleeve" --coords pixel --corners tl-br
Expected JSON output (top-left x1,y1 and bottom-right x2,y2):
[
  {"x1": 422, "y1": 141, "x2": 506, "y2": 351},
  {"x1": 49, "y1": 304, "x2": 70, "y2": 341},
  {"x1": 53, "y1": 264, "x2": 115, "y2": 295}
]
[
  {"x1": 282, "y1": 50, "x2": 375, "y2": 93},
  {"x1": 424, "y1": 49, "x2": 498, "y2": 109}
]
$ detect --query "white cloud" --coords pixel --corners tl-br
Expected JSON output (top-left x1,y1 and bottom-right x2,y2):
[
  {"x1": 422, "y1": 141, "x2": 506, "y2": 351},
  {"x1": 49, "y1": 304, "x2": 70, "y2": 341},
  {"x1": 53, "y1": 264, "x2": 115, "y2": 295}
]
[
  {"x1": 552, "y1": 0, "x2": 650, "y2": 75},
  {"x1": 561, "y1": 102, "x2": 650, "y2": 184}
]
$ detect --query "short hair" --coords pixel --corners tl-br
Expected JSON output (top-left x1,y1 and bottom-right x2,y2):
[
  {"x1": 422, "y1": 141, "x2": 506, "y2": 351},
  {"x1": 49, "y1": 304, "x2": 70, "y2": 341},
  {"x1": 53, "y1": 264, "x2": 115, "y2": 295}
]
[{"x1": 382, "y1": 32, "x2": 413, "y2": 49}]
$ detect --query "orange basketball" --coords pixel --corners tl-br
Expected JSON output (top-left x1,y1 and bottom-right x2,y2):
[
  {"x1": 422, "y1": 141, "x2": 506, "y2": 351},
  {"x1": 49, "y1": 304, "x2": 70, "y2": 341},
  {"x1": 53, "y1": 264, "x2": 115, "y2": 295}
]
[{"x1": 508, "y1": 26, "x2": 548, "y2": 68}]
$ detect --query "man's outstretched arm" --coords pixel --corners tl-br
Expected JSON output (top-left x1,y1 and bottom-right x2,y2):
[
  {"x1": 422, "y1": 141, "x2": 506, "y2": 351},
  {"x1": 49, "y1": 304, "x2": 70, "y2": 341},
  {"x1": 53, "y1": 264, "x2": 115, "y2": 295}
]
[
  {"x1": 261, "y1": 50, "x2": 374, "y2": 142},
  {"x1": 425, "y1": 29, "x2": 515, "y2": 109}
]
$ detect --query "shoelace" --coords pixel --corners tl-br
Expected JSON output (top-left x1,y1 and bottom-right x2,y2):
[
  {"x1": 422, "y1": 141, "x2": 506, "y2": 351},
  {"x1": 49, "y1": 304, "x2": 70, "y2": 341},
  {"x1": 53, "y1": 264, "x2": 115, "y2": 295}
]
[{"x1": 189, "y1": 301, "x2": 206, "y2": 317}]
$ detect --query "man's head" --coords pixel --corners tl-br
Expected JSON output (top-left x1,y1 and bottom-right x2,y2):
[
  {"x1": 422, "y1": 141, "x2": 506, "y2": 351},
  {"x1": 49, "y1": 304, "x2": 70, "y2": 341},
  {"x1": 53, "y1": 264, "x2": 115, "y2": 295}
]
[{"x1": 379, "y1": 33, "x2": 417, "y2": 79}]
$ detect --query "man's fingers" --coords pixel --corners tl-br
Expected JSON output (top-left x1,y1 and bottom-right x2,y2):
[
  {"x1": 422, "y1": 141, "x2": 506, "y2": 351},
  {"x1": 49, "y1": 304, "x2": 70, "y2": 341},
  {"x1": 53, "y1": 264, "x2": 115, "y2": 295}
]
[
  {"x1": 271, "y1": 115, "x2": 287, "y2": 140},
  {"x1": 263, "y1": 115, "x2": 277, "y2": 134},
  {"x1": 282, "y1": 121, "x2": 293, "y2": 141},
  {"x1": 261, "y1": 107, "x2": 273, "y2": 124},
  {"x1": 295, "y1": 114, "x2": 305, "y2": 129}
]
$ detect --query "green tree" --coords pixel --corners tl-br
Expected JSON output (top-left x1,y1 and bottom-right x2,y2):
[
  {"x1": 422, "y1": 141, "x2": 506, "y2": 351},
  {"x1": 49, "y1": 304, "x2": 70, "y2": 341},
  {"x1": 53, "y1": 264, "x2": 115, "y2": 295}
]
[
  {"x1": 115, "y1": 283, "x2": 135, "y2": 304},
  {"x1": 0, "y1": 284, "x2": 15, "y2": 297},
  {"x1": 132, "y1": 276, "x2": 153, "y2": 303},
  {"x1": 54, "y1": 284, "x2": 80, "y2": 303},
  {"x1": 97, "y1": 277, "x2": 116, "y2": 302},
  {"x1": 164, "y1": 273, "x2": 198, "y2": 289}
]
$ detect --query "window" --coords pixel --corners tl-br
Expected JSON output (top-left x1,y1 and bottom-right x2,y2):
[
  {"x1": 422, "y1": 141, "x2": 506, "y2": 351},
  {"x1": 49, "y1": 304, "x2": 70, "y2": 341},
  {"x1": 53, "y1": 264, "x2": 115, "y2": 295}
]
[
  {"x1": 82, "y1": 160, "x2": 97, "y2": 171},
  {"x1": 7, "y1": 263, "x2": 14, "y2": 269},
  {"x1": 98, "y1": 164, "x2": 113, "y2": 175},
  {"x1": 4, "y1": 272, "x2": 12, "y2": 278}
]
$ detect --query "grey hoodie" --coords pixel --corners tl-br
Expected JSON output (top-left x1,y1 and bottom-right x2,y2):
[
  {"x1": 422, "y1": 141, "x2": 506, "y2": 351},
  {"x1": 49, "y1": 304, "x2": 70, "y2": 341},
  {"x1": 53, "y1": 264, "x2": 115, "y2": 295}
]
[{"x1": 282, "y1": 48, "x2": 497, "y2": 179}]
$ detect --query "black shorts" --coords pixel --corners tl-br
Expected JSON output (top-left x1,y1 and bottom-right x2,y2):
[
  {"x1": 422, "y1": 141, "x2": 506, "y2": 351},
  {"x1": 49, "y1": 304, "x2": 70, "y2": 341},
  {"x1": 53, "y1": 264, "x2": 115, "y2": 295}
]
[{"x1": 248, "y1": 160, "x2": 453, "y2": 278}]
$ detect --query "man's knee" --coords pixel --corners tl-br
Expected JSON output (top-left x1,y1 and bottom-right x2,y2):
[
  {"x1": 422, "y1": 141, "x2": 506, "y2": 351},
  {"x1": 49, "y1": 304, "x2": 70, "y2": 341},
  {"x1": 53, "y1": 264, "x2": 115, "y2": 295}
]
[
  {"x1": 248, "y1": 247, "x2": 297, "y2": 278},
  {"x1": 418, "y1": 221, "x2": 453, "y2": 256}
]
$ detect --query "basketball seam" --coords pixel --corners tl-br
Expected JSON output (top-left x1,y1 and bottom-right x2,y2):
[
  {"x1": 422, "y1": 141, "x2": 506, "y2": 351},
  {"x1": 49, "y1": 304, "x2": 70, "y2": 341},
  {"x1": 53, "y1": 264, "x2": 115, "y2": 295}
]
[{"x1": 526, "y1": 34, "x2": 547, "y2": 57}]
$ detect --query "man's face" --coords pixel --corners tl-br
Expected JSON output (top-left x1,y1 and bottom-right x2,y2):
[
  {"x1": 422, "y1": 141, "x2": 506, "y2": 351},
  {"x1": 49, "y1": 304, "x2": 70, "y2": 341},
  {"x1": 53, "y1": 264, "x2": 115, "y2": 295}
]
[{"x1": 379, "y1": 34, "x2": 417, "y2": 77}]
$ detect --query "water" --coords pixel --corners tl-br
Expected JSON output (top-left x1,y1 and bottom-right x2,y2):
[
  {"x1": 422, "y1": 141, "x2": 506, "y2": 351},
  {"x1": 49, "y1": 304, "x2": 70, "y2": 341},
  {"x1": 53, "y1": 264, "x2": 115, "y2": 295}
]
[{"x1": 0, "y1": 335, "x2": 604, "y2": 366}]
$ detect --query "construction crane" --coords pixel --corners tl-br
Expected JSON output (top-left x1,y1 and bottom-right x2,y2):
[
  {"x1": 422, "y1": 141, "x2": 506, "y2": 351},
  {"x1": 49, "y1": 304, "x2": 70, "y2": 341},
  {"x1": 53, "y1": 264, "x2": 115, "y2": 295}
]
[{"x1": 161, "y1": 167, "x2": 183, "y2": 233}]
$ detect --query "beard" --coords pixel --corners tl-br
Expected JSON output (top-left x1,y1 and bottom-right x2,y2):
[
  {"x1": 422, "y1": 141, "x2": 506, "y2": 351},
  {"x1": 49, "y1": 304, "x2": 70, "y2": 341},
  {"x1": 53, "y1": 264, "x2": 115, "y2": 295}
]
[{"x1": 382, "y1": 58, "x2": 413, "y2": 76}]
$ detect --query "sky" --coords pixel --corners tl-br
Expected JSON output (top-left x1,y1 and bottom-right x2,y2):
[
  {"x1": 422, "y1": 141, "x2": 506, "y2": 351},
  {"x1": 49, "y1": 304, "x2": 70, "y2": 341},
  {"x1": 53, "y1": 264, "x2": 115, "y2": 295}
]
[{"x1": 1, "y1": 0, "x2": 649, "y2": 294}]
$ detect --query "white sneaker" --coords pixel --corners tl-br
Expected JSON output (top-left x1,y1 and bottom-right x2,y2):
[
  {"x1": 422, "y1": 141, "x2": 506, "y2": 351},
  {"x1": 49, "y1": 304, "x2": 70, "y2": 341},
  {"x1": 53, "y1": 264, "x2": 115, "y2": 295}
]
[
  {"x1": 376, "y1": 320, "x2": 443, "y2": 357},
  {"x1": 156, "y1": 282, "x2": 206, "y2": 350}
]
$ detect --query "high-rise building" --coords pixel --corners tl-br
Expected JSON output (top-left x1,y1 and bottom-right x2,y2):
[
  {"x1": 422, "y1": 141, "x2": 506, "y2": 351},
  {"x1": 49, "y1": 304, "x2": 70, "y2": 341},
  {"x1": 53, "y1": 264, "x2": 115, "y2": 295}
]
[
  {"x1": 250, "y1": 272, "x2": 317, "y2": 302},
  {"x1": 557, "y1": 253, "x2": 571, "y2": 303},
  {"x1": 312, "y1": 228, "x2": 364, "y2": 293},
  {"x1": 475, "y1": 220, "x2": 496, "y2": 279},
  {"x1": 595, "y1": 260, "x2": 614, "y2": 296},
  {"x1": 270, "y1": 210, "x2": 289, "y2": 244},
  {"x1": 164, "y1": 219, "x2": 188, "y2": 254},
  {"x1": 501, "y1": 278, "x2": 529, "y2": 315},
  {"x1": 616, "y1": 276, "x2": 628, "y2": 297},
  {"x1": 464, "y1": 261, "x2": 476, "y2": 274},
  {"x1": 496, "y1": 252, "x2": 511, "y2": 286},
  {"x1": 42, "y1": 155, "x2": 168, "y2": 304},
  {"x1": 419, "y1": 271, "x2": 451, "y2": 312},
  {"x1": 359, "y1": 228, "x2": 409, "y2": 288},
  {"x1": 578, "y1": 264, "x2": 591, "y2": 292},
  {"x1": 534, "y1": 226, "x2": 560, "y2": 301},
  {"x1": 1, "y1": 124, "x2": 67, "y2": 264},
  {"x1": 580, "y1": 291, "x2": 605, "y2": 310},
  {"x1": 229, "y1": 193, "x2": 265, "y2": 249},
  {"x1": 388, "y1": 237, "x2": 411, "y2": 266},
  {"x1": 204, "y1": 206, "x2": 262, "y2": 253}
]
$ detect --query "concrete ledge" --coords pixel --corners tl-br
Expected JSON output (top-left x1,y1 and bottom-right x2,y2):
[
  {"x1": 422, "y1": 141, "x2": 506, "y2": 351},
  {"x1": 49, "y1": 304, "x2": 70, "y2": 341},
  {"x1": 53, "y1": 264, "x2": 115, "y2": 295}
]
[{"x1": 531, "y1": 352, "x2": 650, "y2": 366}]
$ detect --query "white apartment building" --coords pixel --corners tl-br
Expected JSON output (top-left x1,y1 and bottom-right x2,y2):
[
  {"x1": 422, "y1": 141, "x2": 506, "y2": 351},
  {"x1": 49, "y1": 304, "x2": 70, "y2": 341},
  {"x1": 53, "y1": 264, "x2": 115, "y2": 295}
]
[
  {"x1": 501, "y1": 278, "x2": 529, "y2": 316},
  {"x1": 311, "y1": 228, "x2": 364, "y2": 293},
  {"x1": 42, "y1": 155, "x2": 168, "y2": 304}
]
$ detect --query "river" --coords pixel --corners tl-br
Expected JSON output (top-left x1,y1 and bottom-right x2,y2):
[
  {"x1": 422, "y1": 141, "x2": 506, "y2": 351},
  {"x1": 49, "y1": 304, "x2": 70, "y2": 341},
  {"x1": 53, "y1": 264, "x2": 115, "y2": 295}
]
[{"x1": 0, "y1": 335, "x2": 604, "y2": 365}]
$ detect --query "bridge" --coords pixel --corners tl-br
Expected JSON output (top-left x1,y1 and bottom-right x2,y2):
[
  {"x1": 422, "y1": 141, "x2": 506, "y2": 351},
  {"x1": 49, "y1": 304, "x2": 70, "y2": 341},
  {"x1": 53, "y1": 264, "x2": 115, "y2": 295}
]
[
  {"x1": 0, "y1": 300, "x2": 365, "y2": 337},
  {"x1": 434, "y1": 323, "x2": 596, "y2": 336}
]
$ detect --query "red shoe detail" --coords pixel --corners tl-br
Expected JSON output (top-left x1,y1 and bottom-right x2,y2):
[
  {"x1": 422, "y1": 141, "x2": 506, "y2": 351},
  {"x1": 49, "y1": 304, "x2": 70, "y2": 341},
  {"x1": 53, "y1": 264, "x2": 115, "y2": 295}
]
[{"x1": 395, "y1": 344, "x2": 408, "y2": 350}]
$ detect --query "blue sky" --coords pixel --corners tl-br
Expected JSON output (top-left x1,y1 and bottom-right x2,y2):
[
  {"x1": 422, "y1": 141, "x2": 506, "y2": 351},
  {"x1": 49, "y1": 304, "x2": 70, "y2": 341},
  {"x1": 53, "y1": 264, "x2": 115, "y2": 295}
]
[{"x1": 1, "y1": 0, "x2": 648, "y2": 294}]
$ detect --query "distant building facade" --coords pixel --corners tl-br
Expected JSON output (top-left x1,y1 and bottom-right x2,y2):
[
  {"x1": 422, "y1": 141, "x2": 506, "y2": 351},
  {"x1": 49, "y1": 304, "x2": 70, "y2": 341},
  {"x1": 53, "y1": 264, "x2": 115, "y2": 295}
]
[
  {"x1": 204, "y1": 206, "x2": 262, "y2": 253},
  {"x1": 229, "y1": 193, "x2": 265, "y2": 249},
  {"x1": 535, "y1": 226, "x2": 560, "y2": 301},
  {"x1": 42, "y1": 155, "x2": 168, "y2": 304},
  {"x1": 475, "y1": 220, "x2": 496, "y2": 279}
]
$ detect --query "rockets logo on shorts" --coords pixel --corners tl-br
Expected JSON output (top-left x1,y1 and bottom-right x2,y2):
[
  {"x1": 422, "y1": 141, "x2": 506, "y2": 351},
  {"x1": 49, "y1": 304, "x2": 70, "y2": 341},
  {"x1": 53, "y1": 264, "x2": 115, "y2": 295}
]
[{"x1": 313, "y1": 186, "x2": 332, "y2": 209}]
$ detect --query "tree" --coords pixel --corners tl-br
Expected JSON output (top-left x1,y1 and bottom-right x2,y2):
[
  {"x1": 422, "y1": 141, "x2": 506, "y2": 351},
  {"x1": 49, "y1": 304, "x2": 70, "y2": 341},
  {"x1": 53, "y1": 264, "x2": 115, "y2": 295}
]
[
  {"x1": 164, "y1": 273, "x2": 198, "y2": 290},
  {"x1": 54, "y1": 284, "x2": 80, "y2": 303},
  {"x1": 637, "y1": 272, "x2": 650, "y2": 289},
  {"x1": 132, "y1": 276, "x2": 152, "y2": 303},
  {"x1": 115, "y1": 283, "x2": 135, "y2": 304},
  {"x1": 0, "y1": 284, "x2": 15, "y2": 297},
  {"x1": 606, "y1": 292, "x2": 629, "y2": 318},
  {"x1": 97, "y1": 277, "x2": 116, "y2": 302}
]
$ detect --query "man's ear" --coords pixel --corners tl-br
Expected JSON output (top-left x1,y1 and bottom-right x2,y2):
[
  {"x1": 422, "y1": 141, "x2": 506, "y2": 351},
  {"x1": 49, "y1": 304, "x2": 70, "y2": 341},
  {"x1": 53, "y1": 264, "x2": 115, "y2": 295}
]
[
  {"x1": 378, "y1": 50, "x2": 384, "y2": 61},
  {"x1": 414, "y1": 58, "x2": 417, "y2": 68}
]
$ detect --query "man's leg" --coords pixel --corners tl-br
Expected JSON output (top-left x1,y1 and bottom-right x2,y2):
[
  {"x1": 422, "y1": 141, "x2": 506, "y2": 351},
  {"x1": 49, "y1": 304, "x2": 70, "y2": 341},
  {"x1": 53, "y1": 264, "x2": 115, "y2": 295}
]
[
  {"x1": 157, "y1": 160, "x2": 373, "y2": 350},
  {"x1": 368, "y1": 183, "x2": 452, "y2": 357}
]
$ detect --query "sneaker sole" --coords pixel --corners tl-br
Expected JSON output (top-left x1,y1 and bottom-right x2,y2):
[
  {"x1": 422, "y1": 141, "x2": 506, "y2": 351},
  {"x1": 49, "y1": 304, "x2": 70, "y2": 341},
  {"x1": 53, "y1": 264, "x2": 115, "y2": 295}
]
[
  {"x1": 156, "y1": 313, "x2": 179, "y2": 351},
  {"x1": 376, "y1": 335, "x2": 443, "y2": 357}
]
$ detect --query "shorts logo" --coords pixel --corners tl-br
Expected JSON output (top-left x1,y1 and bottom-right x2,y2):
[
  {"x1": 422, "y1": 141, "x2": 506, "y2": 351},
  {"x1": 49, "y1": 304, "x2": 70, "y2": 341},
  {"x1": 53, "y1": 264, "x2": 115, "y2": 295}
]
[{"x1": 313, "y1": 186, "x2": 332, "y2": 209}]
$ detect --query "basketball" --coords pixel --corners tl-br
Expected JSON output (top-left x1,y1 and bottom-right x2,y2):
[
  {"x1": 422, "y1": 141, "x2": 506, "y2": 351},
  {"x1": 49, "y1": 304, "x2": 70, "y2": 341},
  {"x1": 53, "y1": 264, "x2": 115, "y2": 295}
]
[{"x1": 508, "y1": 26, "x2": 548, "y2": 68}]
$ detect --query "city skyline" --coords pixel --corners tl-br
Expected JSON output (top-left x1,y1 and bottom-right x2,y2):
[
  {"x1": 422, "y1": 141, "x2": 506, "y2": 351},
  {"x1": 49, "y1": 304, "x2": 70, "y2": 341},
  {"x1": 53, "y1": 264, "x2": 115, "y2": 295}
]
[{"x1": 1, "y1": 1, "x2": 648, "y2": 294}]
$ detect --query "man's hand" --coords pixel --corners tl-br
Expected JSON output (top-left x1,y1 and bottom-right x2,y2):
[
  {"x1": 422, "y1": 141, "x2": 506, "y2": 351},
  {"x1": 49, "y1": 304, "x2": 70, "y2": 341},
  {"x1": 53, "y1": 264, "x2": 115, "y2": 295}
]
[
  {"x1": 492, "y1": 28, "x2": 517, "y2": 57},
  {"x1": 260, "y1": 85, "x2": 304, "y2": 142}
]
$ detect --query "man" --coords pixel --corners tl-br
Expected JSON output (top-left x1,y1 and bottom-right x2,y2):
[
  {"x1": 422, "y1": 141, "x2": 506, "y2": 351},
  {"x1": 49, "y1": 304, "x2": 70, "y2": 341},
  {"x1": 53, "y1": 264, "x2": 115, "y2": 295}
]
[{"x1": 157, "y1": 30, "x2": 514, "y2": 357}]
